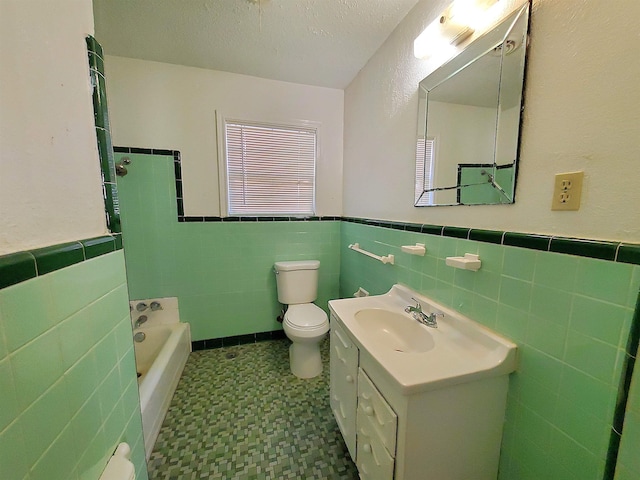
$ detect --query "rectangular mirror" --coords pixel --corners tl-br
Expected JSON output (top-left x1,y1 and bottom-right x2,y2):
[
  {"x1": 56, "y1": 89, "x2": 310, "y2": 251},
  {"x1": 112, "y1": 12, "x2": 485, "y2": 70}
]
[{"x1": 415, "y1": 3, "x2": 530, "y2": 206}]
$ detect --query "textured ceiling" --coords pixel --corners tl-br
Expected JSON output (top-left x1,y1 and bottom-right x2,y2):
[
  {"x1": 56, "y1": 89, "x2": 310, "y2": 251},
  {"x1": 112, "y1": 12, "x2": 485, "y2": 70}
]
[{"x1": 93, "y1": 0, "x2": 422, "y2": 89}]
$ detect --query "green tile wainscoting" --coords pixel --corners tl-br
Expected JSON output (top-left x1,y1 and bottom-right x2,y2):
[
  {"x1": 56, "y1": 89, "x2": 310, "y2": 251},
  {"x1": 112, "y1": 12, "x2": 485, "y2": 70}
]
[
  {"x1": 0, "y1": 223, "x2": 638, "y2": 480},
  {"x1": 340, "y1": 219, "x2": 640, "y2": 480},
  {"x1": 0, "y1": 238, "x2": 148, "y2": 480},
  {"x1": 113, "y1": 151, "x2": 341, "y2": 343}
]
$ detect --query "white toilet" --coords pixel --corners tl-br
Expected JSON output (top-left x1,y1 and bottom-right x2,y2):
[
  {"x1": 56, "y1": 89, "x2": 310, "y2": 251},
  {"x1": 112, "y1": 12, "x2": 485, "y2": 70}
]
[{"x1": 274, "y1": 260, "x2": 329, "y2": 379}]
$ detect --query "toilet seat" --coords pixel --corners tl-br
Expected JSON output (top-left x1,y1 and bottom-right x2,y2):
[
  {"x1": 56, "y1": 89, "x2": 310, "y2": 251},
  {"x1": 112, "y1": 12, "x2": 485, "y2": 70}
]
[{"x1": 285, "y1": 304, "x2": 328, "y2": 330}]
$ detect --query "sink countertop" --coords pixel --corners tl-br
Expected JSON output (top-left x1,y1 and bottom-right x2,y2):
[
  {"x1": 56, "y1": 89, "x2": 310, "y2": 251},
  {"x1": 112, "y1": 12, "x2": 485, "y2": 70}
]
[{"x1": 328, "y1": 284, "x2": 517, "y2": 395}]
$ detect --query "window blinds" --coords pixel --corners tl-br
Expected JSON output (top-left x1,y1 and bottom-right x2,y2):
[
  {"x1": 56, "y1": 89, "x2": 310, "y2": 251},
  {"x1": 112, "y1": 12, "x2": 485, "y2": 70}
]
[
  {"x1": 224, "y1": 122, "x2": 316, "y2": 215},
  {"x1": 415, "y1": 137, "x2": 435, "y2": 206}
]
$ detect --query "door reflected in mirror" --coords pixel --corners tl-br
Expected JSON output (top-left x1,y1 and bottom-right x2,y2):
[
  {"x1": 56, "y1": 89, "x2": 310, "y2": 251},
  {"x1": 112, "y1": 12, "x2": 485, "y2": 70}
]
[{"x1": 415, "y1": 3, "x2": 529, "y2": 206}]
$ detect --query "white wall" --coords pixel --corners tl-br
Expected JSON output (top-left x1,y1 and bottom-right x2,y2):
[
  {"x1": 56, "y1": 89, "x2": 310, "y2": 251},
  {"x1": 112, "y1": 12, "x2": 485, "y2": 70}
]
[
  {"x1": 496, "y1": 105, "x2": 520, "y2": 166},
  {"x1": 428, "y1": 101, "x2": 496, "y2": 204},
  {"x1": 0, "y1": 0, "x2": 106, "y2": 255},
  {"x1": 344, "y1": 0, "x2": 640, "y2": 242},
  {"x1": 105, "y1": 57, "x2": 344, "y2": 216}
]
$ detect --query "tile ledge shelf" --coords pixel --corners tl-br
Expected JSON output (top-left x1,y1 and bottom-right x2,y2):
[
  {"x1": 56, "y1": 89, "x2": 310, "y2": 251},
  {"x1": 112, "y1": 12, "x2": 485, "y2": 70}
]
[{"x1": 0, "y1": 234, "x2": 122, "y2": 290}]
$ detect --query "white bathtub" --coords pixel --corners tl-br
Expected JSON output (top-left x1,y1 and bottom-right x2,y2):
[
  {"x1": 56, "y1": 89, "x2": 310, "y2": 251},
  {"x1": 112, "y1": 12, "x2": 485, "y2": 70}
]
[{"x1": 134, "y1": 320, "x2": 191, "y2": 459}]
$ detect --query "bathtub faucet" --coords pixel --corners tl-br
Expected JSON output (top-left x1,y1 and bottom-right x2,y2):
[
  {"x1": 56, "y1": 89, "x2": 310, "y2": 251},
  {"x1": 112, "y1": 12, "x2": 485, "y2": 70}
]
[{"x1": 134, "y1": 315, "x2": 148, "y2": 328}]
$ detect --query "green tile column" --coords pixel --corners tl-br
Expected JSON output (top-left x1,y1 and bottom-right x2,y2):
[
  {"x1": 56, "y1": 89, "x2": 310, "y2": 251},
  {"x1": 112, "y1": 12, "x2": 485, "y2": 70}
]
[{"x1": 86, "y1": 35, "x2": 120, "y2": 233}]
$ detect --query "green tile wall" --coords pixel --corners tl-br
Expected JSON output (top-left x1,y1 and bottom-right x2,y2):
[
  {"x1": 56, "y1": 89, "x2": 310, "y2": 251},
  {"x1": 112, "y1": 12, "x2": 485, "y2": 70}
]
[
  {"x1": 0, "y1": 251, "x2": 148, "y2": 480},
  {"x1": 116, "y1": 153, "x2": 340, "y2": 341},
  {"x1": 340, "y1": 221, "x2": 640, "y2": 480}
]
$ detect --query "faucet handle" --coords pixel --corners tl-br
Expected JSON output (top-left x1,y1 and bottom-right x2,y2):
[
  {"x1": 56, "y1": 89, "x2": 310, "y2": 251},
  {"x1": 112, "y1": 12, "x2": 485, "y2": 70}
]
[
  {"x1": 411, "y1": 297, "x2": 422, "y2": 311},
  {"x1": 134, "y1": 315, "x2": 148, "y2": 328}
]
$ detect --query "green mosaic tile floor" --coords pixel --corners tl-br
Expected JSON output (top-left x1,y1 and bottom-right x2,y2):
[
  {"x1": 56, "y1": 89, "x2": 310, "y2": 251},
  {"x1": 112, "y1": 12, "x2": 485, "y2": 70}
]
[{"x1": 147, "y1": 338, "x2": 358, "y2": 479}]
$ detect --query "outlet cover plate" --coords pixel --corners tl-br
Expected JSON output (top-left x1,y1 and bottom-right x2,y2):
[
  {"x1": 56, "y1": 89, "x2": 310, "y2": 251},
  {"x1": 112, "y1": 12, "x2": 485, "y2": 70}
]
[{"x1": 551, "y1": 171, "x2": 584, "y2": 211}]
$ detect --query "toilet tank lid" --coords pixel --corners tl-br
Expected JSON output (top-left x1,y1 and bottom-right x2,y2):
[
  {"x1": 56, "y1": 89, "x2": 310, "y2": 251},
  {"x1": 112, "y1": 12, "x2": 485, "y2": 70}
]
[{"x1": 274, "y1": 260, "x2": 320, "y2": 272}]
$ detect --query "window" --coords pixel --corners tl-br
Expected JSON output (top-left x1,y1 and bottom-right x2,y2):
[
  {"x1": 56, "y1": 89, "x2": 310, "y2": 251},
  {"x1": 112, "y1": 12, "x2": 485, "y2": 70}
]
[
  {"x1": 221, "y1": 119, "x2": 317, "y2": 216},
  {"x1": 415, "y1": 137, "x2": 435, "y2": 206}
]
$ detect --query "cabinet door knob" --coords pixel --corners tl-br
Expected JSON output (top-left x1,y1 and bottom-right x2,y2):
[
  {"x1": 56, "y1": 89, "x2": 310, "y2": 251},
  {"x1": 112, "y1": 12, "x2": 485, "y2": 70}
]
[
  {"x1": 363, "y1": 443, "x2": 371, "y2": 453},
  {"x1": 346, "y1": 375, "x2": 353, "y2": 383},
  {"x1": 364, "y1": 406, "x2": 374, "y2": 416}
]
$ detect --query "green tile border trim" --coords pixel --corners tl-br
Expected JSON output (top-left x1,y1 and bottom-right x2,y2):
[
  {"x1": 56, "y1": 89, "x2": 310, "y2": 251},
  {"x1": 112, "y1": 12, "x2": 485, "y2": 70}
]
[
  {"x1": 503, "y1": 232, "x2": 551, "y2": 251},
  {"x1": 191, "y1": 330, "x2": 287, "y2": 351},
  {"x1": 0, "y1": 234, "x2": 122, "y2": 291},
  {"x1": 469, "y1": 229, "x2": 504, "y2": 244},
  {"x1": 604, "y1": 291, "x2": 640, "y2": 479},
  {"x1": 182, "y1": 215, "x2": 342, "y2": 222},
  {"x1": 81, "y1": 236, "x2": 116, "y2": 259},
  {"x1": 550, "y1": 236, "x2": 618, "y2": 261},
  {"x1": 443, "y1": 226, "x2": 470, "y2": 239},
  {"x1": 85, "y1": 35, "x2": 104, "y2": 57},
  {"x1": 86, "y1": 35, "x2": 121, "y2": 234},
  {"x1": 0, "y1": 251, "x2": 38, "y2": 290},
  {"x1": 31, "y1": 242, "x2": 85, "y2": 275},
  {"x1": 603, "y1": 429, "x2": 621, "y2": 480},
  {"x1": 341, "y1": 217, "x2": 640, "y2": 266},
  {"x1": 618, "y1": 243, "x2": 640, "y2": 265}
]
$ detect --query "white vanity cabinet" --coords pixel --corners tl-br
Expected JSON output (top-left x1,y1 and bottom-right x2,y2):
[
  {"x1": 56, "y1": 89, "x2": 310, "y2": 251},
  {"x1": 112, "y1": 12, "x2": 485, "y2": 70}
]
[
  {"x1": 331, "y1": 313, "x2": 399, "y2": 480},
  {"x1": 329, "y1": 316, "x2": 358, "y2": 458},
  {"x1": 329, "y1": 294, "x2": 513, "y2": 480}
]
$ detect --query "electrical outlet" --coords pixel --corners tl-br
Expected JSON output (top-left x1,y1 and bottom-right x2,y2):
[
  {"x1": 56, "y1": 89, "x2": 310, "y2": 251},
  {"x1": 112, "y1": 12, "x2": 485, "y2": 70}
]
[{"x1": 551, "y1": 171, "x2": 584, "y2": 210}]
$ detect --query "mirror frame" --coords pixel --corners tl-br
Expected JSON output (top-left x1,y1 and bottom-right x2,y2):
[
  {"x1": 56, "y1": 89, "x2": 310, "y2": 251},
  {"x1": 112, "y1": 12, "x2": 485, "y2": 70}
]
[{"x1": 415, "y1": 3, "x2": 531, "y2": 207}]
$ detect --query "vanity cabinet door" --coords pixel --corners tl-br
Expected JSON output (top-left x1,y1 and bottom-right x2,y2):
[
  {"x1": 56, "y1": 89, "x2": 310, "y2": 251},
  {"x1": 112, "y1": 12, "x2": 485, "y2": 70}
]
[
  {"x1": 330, "y1": 317, "x2": 358, "y2": 458},
  {"x1": 357, "y1": 368, "x2": 398, "y2": 456},
  {"x1": 356, "y1": 422, "x2": 395, "y2": 480}
]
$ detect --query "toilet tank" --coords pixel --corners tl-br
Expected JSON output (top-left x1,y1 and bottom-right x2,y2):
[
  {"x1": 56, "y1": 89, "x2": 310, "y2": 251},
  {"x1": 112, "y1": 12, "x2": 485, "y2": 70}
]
[{"x1": 274, "y1": 260, "x2": 320, "y2": 305}]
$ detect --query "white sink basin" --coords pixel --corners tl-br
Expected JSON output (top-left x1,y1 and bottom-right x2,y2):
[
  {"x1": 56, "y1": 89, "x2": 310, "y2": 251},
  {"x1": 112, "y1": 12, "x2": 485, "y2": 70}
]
[
  {"x1": 354, "y1": 309, "x2": 435, "y2": 353},
  {"x1": 328, "y1": 284, "x2": 517, "y2": 394}
]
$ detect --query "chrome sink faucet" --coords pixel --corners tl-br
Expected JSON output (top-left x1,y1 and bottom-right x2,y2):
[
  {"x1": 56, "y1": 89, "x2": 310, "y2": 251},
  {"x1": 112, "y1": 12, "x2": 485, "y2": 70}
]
[{"x1": 404, "y1": 298, "x2": 443, "y2": 328}]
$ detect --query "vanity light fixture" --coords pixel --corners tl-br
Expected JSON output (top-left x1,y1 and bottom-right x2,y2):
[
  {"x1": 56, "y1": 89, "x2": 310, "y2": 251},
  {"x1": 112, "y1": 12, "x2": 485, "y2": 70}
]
[{"x1": 414, "y1": 0, "x2": 500, "y2": 59}]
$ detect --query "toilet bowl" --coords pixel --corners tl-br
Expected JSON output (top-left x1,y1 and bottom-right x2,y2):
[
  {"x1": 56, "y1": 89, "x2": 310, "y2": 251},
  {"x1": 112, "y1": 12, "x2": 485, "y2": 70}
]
[
  {"x1": 274, "y1": 260, "x2": 328, "y2": 379},
  {"x1": 283, "y1": 303, "x2": 329, "y2": 378}
]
